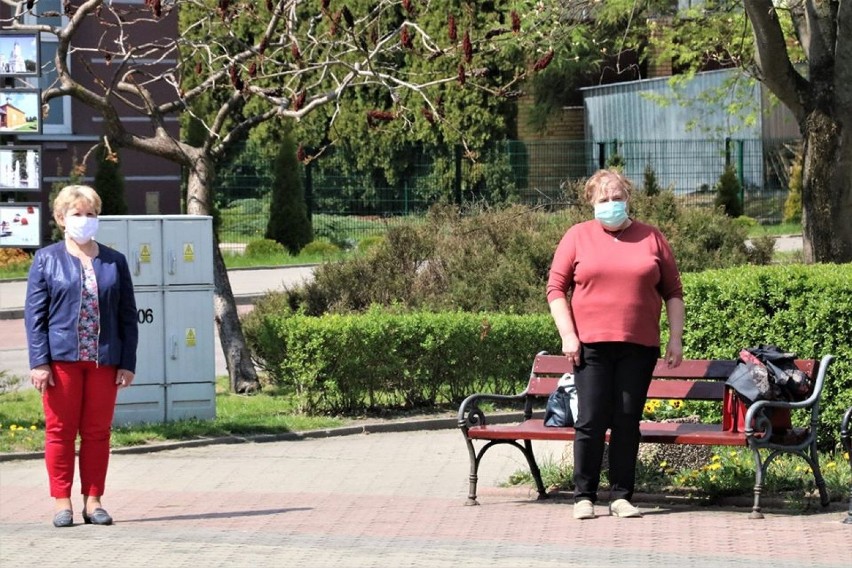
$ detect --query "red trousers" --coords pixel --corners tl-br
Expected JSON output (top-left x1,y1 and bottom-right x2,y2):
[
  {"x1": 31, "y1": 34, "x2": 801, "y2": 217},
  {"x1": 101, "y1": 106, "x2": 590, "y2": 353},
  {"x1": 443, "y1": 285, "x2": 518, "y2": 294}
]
[{"x1": 43, "y1": 361, "x2": 119, "y2": 498}]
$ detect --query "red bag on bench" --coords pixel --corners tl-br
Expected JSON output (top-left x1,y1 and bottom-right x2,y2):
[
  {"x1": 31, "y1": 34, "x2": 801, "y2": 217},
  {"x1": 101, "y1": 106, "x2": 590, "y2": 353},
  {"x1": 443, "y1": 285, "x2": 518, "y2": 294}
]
[{"x1": 723, "y1": 388, "x2": 791, "y2": 433}]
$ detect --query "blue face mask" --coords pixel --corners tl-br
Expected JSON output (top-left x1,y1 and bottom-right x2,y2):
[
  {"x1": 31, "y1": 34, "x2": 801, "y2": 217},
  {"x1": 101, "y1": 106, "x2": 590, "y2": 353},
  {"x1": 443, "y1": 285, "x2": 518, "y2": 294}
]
[{"x1": 594, "y1": 201, "x2": 629, "y2": 230}]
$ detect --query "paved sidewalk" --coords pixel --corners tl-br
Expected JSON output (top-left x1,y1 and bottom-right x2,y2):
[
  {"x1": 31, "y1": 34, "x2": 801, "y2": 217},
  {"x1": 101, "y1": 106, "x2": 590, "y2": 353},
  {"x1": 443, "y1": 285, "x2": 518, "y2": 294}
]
[{"x1": 1, "y1": 428, "x2": 849, "y2": 568}]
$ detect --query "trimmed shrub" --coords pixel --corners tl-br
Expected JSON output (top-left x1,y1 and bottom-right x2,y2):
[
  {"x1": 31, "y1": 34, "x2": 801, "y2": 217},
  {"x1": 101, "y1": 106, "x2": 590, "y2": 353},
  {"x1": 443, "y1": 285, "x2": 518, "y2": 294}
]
[
  {"x1": 244, "y1": 238, "x2": 286, "y2": 257},
  {"x1": 244, "y1": 263, "x2": 852, "y2": 449}
]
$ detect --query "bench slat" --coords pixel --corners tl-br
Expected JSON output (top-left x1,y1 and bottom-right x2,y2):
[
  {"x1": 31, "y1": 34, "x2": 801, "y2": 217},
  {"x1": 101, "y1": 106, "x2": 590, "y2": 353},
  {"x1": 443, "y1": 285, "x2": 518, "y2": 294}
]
[{"x1": 467, "y1": 420, "x2": 748, "y2": 446}]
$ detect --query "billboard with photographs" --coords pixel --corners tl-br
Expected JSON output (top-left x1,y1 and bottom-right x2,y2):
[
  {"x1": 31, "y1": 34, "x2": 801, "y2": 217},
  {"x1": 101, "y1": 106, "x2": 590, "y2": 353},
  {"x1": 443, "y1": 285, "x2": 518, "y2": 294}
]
[
  {"x1": 0, "y1": 146, "x2": 41, "y2": 191},
  {"x1": 0, "y1": 89, "x2": 42, "y2": 134},
  {"x1": 0, "y1": 32, "x2": 39, "y2": 77},
  {"x1": 0, "y1": 202, "x2": 41, "y2": 248}
]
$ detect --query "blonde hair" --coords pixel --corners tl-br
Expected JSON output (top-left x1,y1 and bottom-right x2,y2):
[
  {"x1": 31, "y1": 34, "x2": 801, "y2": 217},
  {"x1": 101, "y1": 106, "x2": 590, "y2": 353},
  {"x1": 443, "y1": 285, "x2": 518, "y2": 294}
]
[
  {"x1": 582, "y1": 169, "x2": 634, "y2": 204},
  {"x1": 52, "y1": 185, "x2": 102, "y2": 224}
]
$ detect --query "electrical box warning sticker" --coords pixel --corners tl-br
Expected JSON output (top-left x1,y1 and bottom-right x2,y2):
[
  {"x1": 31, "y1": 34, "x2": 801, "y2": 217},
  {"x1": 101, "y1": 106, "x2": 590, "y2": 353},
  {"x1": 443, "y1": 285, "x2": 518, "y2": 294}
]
[
  {"x1": 183, "y1": 243, "x2": 195, "y2": 262},
  {"x1": 139, "y1": 243, "x2": 152, "y2": 263},
  {"x1": 185, "y1": 328, "x2": 197, "y2": 347}
]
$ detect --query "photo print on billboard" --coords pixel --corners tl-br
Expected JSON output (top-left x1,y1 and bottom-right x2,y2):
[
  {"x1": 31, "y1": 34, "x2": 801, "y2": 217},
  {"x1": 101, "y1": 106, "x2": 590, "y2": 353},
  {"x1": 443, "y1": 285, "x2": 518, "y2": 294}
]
[
  {"x1": 0, "y1": 145, "x2": 41, "y2": 191},
  {"x1": 0, "y1": 88, "x2": 42, "y2": 134},
  {"x1": 0, "y1": 32, "x2": 39, "y2": 77},
  {"x1": 0, "y1": 202, "x2": 41, "y2": 248}
]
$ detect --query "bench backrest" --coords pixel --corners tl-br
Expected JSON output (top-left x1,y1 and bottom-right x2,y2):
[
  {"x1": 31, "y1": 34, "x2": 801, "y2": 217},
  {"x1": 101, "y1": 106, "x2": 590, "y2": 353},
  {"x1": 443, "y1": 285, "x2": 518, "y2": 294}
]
[{"x1": 527, "y1": 352, "x2": 818, "y2": 401}]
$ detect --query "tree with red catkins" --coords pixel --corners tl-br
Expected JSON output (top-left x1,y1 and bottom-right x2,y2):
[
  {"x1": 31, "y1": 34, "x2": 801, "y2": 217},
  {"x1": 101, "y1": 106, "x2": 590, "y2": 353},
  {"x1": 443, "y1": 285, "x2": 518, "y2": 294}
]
[
  {"x1": 266, "y1": 0, "x2": 274, "y2": 11},
  {"x1": 291, "y1": 43, "x2": 301, "y2": 61},
  {"x1": 330, "y1": 11, "x2": 341, "y2": 36},
  {"x1": 366, "y1": 109, "x2": 395, "y2": 127},
  {"x1": 402, "y1": 0, "x2": 413, "y2": 15},
  {"x1": 342, "y1": 6, "x2": 354, "y2": 29},
  {"x1": 400, "y1": 25, "x2": 412, "y2": 49},
  {"x1": 229, "y1": 65, "x2": 243, "y2": 90},
  {"x1": 511, "y1": 11, "x2": 521, "y2": 34},
  {"x1": 218, "y1": 0, "x2": 230, "y2": 21},
  {"x1": 448, "y1": 14, "x2": 457, "y2": 42},
  {"x1": 533, "y1": 49, "x2": 554, "y2": 72},
  {"x1": 248, "y1": 62, "x2": 257, "y2": 78},
  {"x1": 457, "y1": 63, "x2": 466, "y2": 85},
  {"x1": 297, "y1": 145, "x2": 307, "y2": 163},
  {"x1": 421, "y1": 106, "x2": 436, "y2": 125},
  {"x1": 321, "y1": 0, "x2": 330, "y2": 10},
  {"x1": 292, "y1": 91, "x2": 306, "y2": 111},
  {"x1": 258, "y1": 37, "x2": 268, "y2": 55},
  {"x1": 462, "y1": 30, "x2": 472, "y2": 63}
]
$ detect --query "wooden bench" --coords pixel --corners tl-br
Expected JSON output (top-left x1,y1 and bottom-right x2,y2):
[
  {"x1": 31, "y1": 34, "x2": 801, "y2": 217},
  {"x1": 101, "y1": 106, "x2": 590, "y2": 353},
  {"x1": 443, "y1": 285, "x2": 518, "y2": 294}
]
[{"x1": 457, "y1": 351, "x2": 835, "y2": 518}]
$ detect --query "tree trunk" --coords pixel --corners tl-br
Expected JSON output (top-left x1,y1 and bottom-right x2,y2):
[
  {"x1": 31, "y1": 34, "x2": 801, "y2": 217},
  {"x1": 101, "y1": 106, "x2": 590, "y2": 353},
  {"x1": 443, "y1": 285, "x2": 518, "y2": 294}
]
[
  {"x1": 800, "y1": 110, "x2": 852, "y2": 263},
  {"x1": 185, "y1": 154, "x2": 261, "y2": 393}
]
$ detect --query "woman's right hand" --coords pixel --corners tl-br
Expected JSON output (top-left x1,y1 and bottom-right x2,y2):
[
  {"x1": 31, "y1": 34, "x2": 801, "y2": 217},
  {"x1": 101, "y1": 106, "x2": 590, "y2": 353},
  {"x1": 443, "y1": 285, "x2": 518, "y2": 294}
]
[
  {"x1": 30, "y1": 365, "x2": 53, "y2": 394},
  {"x1": 561, "y1": 334, "x2": 581, "y2": 367}
]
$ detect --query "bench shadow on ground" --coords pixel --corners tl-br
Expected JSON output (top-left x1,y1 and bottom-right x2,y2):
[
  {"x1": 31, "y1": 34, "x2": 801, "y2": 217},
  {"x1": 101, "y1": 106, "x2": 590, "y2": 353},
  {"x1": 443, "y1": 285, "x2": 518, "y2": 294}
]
[{"x1": 122, "y1": 507, "x2": 313, "y2": 523}]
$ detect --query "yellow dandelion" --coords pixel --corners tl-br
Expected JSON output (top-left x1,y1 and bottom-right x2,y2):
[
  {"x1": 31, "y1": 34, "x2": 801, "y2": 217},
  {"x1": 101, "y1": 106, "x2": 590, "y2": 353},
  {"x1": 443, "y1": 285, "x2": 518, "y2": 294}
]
[
  {"x1": 8, "y1": 424, "x2": 16, "y2": 431},
  {"x1": 825, "y1": 462, "x2": 836, "y2": 469},
  {"x1": 30, "y1": 425, "x2": 37, "y2": 431},
  {"x1": 660, "y1": 460, "x2": 668, "y2": 468},
  {"x1": 711, "y1": 454, "x2": 721, "y2": 462},
  {"x1": 708, "y1": 463, "x2": 722, "y2": 471},
  {"x1": 845, "y1": 452, "x2": 850, "y2": 461}
]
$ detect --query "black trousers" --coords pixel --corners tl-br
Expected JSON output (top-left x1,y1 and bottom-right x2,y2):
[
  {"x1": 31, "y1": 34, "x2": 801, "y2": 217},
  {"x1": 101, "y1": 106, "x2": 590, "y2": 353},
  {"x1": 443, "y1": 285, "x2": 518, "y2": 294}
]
[{"x1": 572, "y1": 342, "x2": 659, "y2": 503}]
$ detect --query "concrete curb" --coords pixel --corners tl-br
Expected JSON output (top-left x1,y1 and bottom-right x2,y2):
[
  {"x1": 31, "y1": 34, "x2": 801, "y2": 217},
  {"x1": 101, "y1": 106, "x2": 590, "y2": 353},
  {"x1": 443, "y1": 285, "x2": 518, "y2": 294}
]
[{"x1": 0, "y1": 411, "x2": 524, "y2": 463}]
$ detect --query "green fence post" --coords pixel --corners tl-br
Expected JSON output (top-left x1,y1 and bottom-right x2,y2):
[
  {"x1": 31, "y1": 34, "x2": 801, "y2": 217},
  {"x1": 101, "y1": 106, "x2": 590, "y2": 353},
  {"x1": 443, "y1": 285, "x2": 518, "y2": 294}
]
[{"x1": 737, "y1": 139, "x2": 745, "y2": 208}]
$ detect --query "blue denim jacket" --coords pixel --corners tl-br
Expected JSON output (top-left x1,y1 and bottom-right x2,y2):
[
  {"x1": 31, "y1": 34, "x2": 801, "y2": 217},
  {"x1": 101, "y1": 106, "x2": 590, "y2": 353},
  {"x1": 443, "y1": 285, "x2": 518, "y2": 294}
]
[{"x1": 25, "y1": 241, "x2": 138, "y2": 372}]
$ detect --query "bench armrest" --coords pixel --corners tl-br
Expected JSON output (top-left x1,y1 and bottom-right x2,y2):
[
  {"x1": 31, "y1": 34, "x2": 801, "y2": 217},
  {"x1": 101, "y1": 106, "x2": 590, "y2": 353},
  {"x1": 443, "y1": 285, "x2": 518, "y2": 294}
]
[
  {"x1": 746, "y1": 354, "x2": 834, "y2": 437},
  {"x1": 842, "y1": 405, "x2": 852, "y2": 453},
  {"x1": 457, "y1": 391, "x2": 527, "y2": 429}
]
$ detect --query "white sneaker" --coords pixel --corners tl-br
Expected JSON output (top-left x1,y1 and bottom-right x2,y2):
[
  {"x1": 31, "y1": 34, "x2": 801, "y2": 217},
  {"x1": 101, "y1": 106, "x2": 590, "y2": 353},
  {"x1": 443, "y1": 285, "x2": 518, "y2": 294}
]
[
  {"x1": 609, "y1": 499, "x2": 642, "y2": 518},
  {"x1": 573, "y1": 499, "x2": 595, "y2": 520}
]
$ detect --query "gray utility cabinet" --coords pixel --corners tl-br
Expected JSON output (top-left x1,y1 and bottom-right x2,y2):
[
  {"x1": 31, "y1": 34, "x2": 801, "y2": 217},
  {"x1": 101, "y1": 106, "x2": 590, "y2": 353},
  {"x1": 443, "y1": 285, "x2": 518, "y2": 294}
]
[{"x1": 98, "y1": 215, "x2": 216, "y2": 425}]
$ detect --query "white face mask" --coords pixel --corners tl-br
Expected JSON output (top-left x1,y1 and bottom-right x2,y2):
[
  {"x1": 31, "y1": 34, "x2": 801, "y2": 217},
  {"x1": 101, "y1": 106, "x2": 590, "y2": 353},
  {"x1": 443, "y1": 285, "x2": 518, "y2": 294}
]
[{"x1": 64, "y1": 215, "x2": 99, "y2": 244}]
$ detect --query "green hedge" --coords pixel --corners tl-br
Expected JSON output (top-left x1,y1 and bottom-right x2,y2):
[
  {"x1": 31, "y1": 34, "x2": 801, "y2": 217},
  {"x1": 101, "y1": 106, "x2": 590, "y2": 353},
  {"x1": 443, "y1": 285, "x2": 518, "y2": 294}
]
[{"x1": 245, "y1": 263, "x2": 852, "y2": 447}]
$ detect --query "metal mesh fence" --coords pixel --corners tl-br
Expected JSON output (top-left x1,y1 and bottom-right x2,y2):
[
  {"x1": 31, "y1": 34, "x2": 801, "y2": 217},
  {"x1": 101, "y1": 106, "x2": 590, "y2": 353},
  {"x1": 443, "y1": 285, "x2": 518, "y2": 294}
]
[{"x1": 215, "y1": 137, "x2": 800, "y2": 246}]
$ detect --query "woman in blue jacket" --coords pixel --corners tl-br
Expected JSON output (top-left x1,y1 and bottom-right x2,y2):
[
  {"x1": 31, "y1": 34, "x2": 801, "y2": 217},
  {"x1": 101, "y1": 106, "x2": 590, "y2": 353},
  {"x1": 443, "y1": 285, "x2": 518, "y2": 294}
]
[{"x1": 25, "y1": 185, "x2": 138, "y2": 528}]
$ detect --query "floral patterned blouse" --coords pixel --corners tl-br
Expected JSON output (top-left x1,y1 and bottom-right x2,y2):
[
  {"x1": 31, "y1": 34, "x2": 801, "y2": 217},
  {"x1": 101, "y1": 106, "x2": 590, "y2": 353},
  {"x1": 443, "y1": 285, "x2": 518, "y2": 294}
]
[{"x1": 77, "y1": 263, "x2": 100, "y2": 361}]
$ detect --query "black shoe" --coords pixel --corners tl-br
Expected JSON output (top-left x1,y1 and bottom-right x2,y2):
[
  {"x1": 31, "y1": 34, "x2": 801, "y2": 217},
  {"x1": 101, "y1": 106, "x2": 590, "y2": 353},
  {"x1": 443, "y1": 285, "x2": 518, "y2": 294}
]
[
  {"x1": 53, "y1": 509, "x2": 74, "y2": 528},
  {"x1": 82, "y1": 508, "x2": 113, "y2": 526}
]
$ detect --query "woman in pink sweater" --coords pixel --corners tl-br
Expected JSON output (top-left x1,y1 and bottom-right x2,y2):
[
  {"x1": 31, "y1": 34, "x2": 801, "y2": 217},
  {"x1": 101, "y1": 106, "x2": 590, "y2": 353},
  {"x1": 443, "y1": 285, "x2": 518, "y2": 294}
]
[{"x1": 546, "y1": 169, "x2": 685, "y2": 520}]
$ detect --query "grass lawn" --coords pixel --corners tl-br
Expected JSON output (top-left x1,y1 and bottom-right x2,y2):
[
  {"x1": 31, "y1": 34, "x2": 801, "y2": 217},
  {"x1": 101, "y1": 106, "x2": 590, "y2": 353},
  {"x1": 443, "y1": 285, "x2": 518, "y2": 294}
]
[{"x1": 0, "y1": 375, "x2": 346, "y2": 454}]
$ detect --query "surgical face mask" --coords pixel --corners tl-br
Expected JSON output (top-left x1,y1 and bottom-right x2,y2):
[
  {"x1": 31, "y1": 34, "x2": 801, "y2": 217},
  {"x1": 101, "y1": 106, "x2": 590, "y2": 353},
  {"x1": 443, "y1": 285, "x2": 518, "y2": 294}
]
[
  {"x1": 594, "y1": 200, "x2": 629, "y2": 230},
  {"x1": 64, "y1": 215, "x2": 99, "y2": 244}
]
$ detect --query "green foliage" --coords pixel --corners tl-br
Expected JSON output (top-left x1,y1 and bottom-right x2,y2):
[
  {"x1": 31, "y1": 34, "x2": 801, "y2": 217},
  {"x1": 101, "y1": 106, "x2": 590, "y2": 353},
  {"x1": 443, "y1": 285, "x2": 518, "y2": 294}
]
[
  {"x1": 682, "y1": 263, "x2": 852, "y2": 446},
  {"x1": 714, "y1": 164, "x2": 743, "y2": 218},
  {"x1": 283, "y1": 204, "x2": 576, "y2": 316},
  {"x1": 245, "y1": 263, "x2": 852, "y2": 449},
  {"x1": 244, "y1": 238, "x2": 286, "y2": 258},
  {"x1": 93, "y1": 143, "x2": 128, "y2": 216},
  {"x1": 784, "y1": 152, "x2": 804, "y2": 224},
  {"x1": 245, "y1": 309, "x2": 560, "y2": 413},
  {"x1": 642, "y1": 163, "x2": 662, "y2": 197},
  {"x1": 265, "y1": 131, "x2": 312, "y2": 254},
  {"x1": 300, "y1": 240, "x2": 342, "y2": 258}
]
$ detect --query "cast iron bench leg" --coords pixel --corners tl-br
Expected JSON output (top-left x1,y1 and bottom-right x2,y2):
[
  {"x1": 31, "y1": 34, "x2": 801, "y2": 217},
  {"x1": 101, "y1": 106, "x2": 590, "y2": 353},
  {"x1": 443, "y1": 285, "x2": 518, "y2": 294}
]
[
  {"x1": 522, "y1": 439, "x2": 548, "y2": 500},
  {"x1": 748, "y1": 446, "x2": 766, "y2": 519}
]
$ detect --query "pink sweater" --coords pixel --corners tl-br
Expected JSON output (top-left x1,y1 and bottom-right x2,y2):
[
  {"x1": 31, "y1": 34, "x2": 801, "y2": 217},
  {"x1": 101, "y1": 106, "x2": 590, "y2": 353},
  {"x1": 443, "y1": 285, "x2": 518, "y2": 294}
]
[{"x1": 546, "y1": 219, "x2": 683, "y2": 348}]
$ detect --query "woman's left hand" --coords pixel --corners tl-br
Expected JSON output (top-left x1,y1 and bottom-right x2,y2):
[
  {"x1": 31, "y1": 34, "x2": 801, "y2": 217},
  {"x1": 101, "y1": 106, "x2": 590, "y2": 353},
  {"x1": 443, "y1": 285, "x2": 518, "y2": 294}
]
[
  {"x1": 116, "y1": 369, "x2": 135, "y2": 389},
  {"x1": 664, "y1": 337, "x2": 683, "y2": 368}
]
